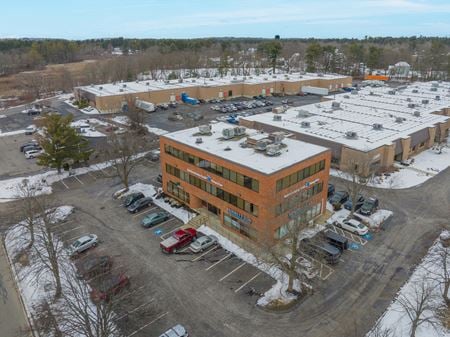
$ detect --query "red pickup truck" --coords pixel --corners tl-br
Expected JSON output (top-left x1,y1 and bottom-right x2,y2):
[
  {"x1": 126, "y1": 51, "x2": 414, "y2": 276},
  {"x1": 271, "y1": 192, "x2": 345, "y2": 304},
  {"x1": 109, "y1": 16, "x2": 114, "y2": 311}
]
[{"x1": 160, "y1": 228, "x2": 197, "y2": 253}]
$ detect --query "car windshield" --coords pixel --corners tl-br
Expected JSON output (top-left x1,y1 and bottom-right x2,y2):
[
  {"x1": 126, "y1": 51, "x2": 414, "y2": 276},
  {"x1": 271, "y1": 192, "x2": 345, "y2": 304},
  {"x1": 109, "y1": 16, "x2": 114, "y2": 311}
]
[
  {"x1": 73, "y1": 240, "x2": 82, "y2": 248},
  {"x1": 358, "y1": 224, "x2": 365, "y2": 229}
]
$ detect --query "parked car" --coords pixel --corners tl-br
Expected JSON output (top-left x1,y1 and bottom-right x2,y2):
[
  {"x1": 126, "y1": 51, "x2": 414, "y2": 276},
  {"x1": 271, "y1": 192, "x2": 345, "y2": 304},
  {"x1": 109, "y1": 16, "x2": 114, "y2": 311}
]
[
  {"x1": 156, "y1": 174, "x2": 163, "y2": 183},
  {"x1": 359, "y1": 197, "x2": 379, "y2": 215},
  {"x1": 127, "y1": 197, "x2": 153, "y2": 213},
  {"x1": 25, "y1": 149, "x2": 43, "y2": 159},
  {"x1": 160, "y1": 228, "x2": 197, "y2": 253},
  {"x1": 27, "y1": 108, "x2": 41, "y2": 116},
  {"x1": 25, "y1": 125, "x2": 37, "y2": 135},
  {"x1": 75, "y1": 255, "x2": 112, "y2": 279},
  {"x1": 334, "y1": 218, "x2": 369, "y2": 236},
  {"x1": 159, "y1": 324, "x2": 189, "y2": 337},
  {"x1": 323, "y1": 231, "x2": 348, "y2": 251},
  {"x1": 90, "y1": 273, "x2": 130, "y2": 302},
  {"x1": 148, "y1": 149, "x2": 160, "y2": 162},
  {"x1": 189, "y1": 235, "x2": 217, "y2": 253},
  {"x1": 301, "y1": 238, "x2": 341, "y2": 265},
  {"x1": 343, "y1": 195, "x2": 365, "y2": 211},
  {"x1": 141, "y1": 211, "x2": 170, "y2": 228},
  {"x1": 327, "y1": 183, "x2": 335, "y2": 197},
  {"x1": 328, "y1": 191, "x2": 349, "y2": 205},
  {"x1": 20, "y1": 141, "x2": 38, "y2": 152},
  {"x1": 69, "y1": 234, "x2": 98, "y2": 256},
  {"x1": 22, "y1": 144, "x2": 41, "y2": 153},
  {"x1": 123, "y1": 192, "x2": 145, "y2": 207}
]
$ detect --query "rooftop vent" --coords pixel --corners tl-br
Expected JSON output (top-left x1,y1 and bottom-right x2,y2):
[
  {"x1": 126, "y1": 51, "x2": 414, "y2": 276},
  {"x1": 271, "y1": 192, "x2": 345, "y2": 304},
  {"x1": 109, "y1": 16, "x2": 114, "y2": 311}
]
[
  {"x1": 224, "y1": 146, "x2": 232, "y2": 151},
  {"x1": 407, "y1": 103, "x2": 416, "y2": 108},
  {"x1": 413, "y1": 111, "x2": 421, "y2": 117},
  {"x1": 435, "y1": 95, "x2": 441, "y2": 101},
  {"x1": 273, "y1": 114, "x2": 282, "y2": 121},
  {"x1": 430, "y1": 87, "x2": 438, "y2": 92},
  {"x1": 268, "y1": 132, "x2": 285, "y2": 144},
  {"x1": 317, "y1": 73, "x2": 324, "y2": 77},
  {"x1": 388, "y1": 90, "x2": 396, "y2": 95},
  {"x1": 119, "y1": 88, "x2": 124, "y2": 92},
  {"x1": 373, "y1": 123, "x2": 383, "y2": 130},
  {"x1": 164, "y1": 80, "x2": 170, "y2": 84},
  {"x1": 369, "y1": 91, "x2": 374, "y2": 96},
  {"x1": 222, "y1": 128, "x2": 235, "y2": 139},
  {"x1": 146, "y1": 82, "x2": 150, "y2": 86},
  {"x1": 178, "y1": 79, "x2": 183, "y2": 83},
  {"x1": 422, "y1": 99, "x2": 429, "y2": 104},
  {"x1": 406, "y1": 97, "x2": 412, "y2": 102},
  {"x1": 301, "y1": 121, "x2": 311, "y2": 128},
  {"x1": 343, "y1": 95, "x2": 350, "y2": 99},
  {"x1": 192, "y1": 79, "x2": 196, "y2": 83},
  {"x1": 198, "y1": 124, "x2": 212, "y2": 135},
  {"x1": 432, "y1": 82, "x2": 439, "y2": 88},
  {"x1": 395, "y1": 117, "x2": 404, "y2": 123},
  {"x1": 351, "y1": 90, "x2": 358, "y2": 95},
  {"x1": 318, "y1": 121, "x2": 327, "y2": 126},
  {"x1": 209, "y1": 78, "x2": 214, "y2": 81},
  {"x1": 345, "y1": 131, "x2": 358, "y2": 139},
  {"x1": 332, "y1": 101, "x2": 341, "y2": 109},
  {"x1": 266, "y1": 144, "x2": 282, "y2": 156},
  {"x1": 412, "y1": 89, "x2": 419, "y2": 93},
  {"x1": 122, "y1": 84, "x2": 127, "y2": 88},
  {"x1": 98, "y1": 86, "x2": 103, "y2": 90},
  {"x1": 255, "y1": 139, "x2": 272, "y2": 151},
  {"x1": 195, "y1": 137, "x2": 203, "y2": 144},
  {"x1": 297, "y1": 109, "x2": 311, "y2": 118}
]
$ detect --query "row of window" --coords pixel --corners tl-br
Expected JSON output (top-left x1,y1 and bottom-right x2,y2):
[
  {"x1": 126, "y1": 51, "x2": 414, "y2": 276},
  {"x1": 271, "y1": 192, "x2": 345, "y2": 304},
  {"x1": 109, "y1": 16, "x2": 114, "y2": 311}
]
[
  {"x1": 224, "y1": 214, "x2": 256, "y2": 239},
  {"x1": 275, "y1": 203, "x2": 322, "y2": 239},
  {"x1": 276, "y1": 160, "x2": 326, "y2": 192},
  {"x1": 164, "y1": 144, "x2": 260, "y2": 192},
  {"x1": 275, "y1": 182, "x2": 323, "y2": 216},
  {"x1": 167, "y1": 181, "x2": 190, "y2": 203},
  {"x1": 166, "y1": 164, "x2": 259, "y2": 217}
]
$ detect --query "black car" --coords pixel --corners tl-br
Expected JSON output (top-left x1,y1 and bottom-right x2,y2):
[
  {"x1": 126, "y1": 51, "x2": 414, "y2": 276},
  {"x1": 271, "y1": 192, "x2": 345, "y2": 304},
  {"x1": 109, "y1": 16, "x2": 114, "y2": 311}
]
[
  {"x1": 359, "y1": 197, "x2": 379, "y2": 215},
  {"x1": 156, "y1": 174, "x2": 162, "y2": 183},
  {"x1": 327, "y1": 183, "x2": 335, "y2": 197},
  {"x1": 27, "y1": 109, "x2": 41, "y2": 116},
  {"x1": 20, "y1": 141, "x2": 39, "y2": 152},
  {"x1": 323, "y1": 231, "x2": 348, "y2": 251},
  {"x1": 22, "y1": 144, "x2": 42, "y2": 153},
  {"x1": 123, "y1": 192, "x2": 145, "y2": 207},
  {"x1": 127, "y1": 197, "x2": 153, "y2": 213},
  {"x1": 301, "y1": 238, "x2": 341, "y2": 265},
  {"x1": 343, "y1": 195, "x2": 365, "y2": 211},
  {"x1": 328, "y1": 191, "x2": 349, "y2": 205}
]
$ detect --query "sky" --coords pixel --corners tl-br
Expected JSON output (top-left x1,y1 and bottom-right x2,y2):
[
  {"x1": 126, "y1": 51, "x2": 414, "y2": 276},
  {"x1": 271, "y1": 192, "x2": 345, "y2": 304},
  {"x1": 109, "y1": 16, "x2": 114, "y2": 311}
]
[{"x1": 1, "y1": 0, "x2": 450, "y2": 39}]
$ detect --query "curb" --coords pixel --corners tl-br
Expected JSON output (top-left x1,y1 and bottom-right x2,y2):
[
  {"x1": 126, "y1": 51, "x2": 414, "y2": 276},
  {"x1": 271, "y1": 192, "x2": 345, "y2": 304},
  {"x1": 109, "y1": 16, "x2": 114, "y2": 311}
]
[{"x1": 1, "y1": 235, "x2": 37, "y2": 337}]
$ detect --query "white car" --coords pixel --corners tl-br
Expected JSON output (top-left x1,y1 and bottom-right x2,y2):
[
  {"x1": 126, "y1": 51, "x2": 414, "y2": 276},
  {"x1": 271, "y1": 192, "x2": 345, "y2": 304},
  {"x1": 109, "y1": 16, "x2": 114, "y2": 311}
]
[
  {"x1": 159, "y1": 324, "x2": 188, "y2": 337},
  {"x1": 25, "y1": 125, "x2": 37, "y2": 135},
  {"x1": 335, "y1": 218, "x2": 368, "y2": 236},
  {"x1": 24, "y1": 149, "x2": 43, "y2": 159},
  {"x1": 69, "y1": 234, "x2": 98, "y2": 256},
  {"x1": 189, "y1": 235, "x2": 217, "y2": 253}
]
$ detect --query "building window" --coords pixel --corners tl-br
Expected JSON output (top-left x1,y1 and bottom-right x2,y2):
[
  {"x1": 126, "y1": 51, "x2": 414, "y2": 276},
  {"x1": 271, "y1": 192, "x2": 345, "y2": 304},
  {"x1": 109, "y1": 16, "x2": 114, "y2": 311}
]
[
  {"x1": 276, "y1": 160, "x2": 326, "y2": 192},
  {"x1": 224, "y1": 214, "x2": 255, "y2": 239},
  {"x1": 228, "y1": 90, "x2": 233, "y2": 97},
  {"x1": 275, "y1": 202, "x2": 322, "y2": 239},
  {"x1": 275, "y1": 182, "x2": 323, "y2": 216}
]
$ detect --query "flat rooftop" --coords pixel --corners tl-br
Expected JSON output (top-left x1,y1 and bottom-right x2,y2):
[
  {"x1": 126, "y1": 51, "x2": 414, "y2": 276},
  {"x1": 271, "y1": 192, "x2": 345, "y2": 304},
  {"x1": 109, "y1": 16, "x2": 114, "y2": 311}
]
[
  {"x1": 162, "y1": 122, "x2": 329, "y2": 175},
  {"x1": 243, "y1": 82, "x2": 450, "y2": 152},
  {"x1": 76, "y1": 72, "x2": 350, "y2": 97}
]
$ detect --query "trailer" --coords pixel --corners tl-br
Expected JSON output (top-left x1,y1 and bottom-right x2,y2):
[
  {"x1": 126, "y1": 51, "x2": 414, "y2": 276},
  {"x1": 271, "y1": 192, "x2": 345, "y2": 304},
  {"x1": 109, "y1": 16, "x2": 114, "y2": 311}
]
[
  {"x1": 135, "y1": 99, "x2": 156, "y2": 112},
  {"x1": 301, "y1": 86, "x2": 329, "y2": 96},
  {"x1": 181, "y1": 92, "x2": 199, "y2": 105}
]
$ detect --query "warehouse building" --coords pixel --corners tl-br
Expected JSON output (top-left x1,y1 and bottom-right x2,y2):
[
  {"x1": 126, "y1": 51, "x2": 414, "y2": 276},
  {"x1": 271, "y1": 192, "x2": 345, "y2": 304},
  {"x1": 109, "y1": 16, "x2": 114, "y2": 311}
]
[
  {"x1": 240, "y1": 81, "x2": 450, "y2": 175},
  {"x1": 74, "y1": 72, "x2": 351, "y2": 113},
  {"x1": 160, "y1": 122, "x2": 331, "y2": 242}
]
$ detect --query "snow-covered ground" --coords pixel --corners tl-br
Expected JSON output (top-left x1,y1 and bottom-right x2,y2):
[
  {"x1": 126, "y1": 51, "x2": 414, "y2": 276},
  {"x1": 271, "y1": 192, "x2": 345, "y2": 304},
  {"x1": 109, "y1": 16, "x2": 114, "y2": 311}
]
[
  {"x1": 0, "y1": 152, "x2": 149, "y2": 202},
  {"x1": 120, "y1": 183, "x2": 195, "y2": 223},
  {"x1": 111, "y1": 115, "x2": 130, "y2": 126},
  {"x1": 110, "y1": 116, "x2": 169, "y2": 136},
  {"x1": 144, "y1": 125, "x2": 169, "y2": 136},
  {"x1": 331, "y1": 144, "x2": 450, "y2": 189},
  {"x1": 0, "y1": 128, "x2": 26, "y2": 137},
  {"x1": 64, "y1": 100, "x2": 102, "y2": 115},
  {"x1": 0, "y1": 114, "x2": 6, "y2": 118},
  {"x1": 71, "y1": 118, "x2": 107, "y2": 137},
  {"x1": 367, "y1": 233, "x2": 450, "y2": 337}
]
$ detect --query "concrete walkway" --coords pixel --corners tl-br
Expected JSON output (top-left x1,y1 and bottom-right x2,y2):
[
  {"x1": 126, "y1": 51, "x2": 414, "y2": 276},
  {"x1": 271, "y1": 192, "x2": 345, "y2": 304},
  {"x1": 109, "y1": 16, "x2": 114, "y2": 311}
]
[{"x1": 0, "y1": 243, "x2": 31, "y2": 337}]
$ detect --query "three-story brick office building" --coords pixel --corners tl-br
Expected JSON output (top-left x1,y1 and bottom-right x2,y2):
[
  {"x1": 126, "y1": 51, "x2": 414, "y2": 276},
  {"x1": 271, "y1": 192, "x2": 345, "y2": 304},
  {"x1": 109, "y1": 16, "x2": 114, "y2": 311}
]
[{"x1": 160, "y1": 122, "x2": 331, "y2": 242}]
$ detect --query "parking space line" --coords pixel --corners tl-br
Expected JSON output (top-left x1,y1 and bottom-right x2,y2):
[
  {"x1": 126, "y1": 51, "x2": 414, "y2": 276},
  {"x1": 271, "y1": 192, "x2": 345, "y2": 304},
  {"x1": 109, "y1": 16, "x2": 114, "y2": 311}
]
[
  {"x1": 112, "y1": 285, "x2": 147, "y2": 304},
  {"x1": 56, "y1": 226, "x2": 82, "y2": 235},
  {"x1": 87, "y1": 171, "x2": 97, "y2": 180},
  {"x1": 115, "y1": 299, "x2": 154, "y2": 321},
  {"x1": 132, "y1": 206, "x2": 158, "y2": 218},
  {"x1": 206, "y1": 253, "x2": 232, "y2": 271},
  {"x1": 328, "y1": 226, "x2": 367, "y2": 246},
  {"x1": 60, "y1": 179, "x2": 69, "y2": 189},
  {"x1": 234, "y1": 272, "x2": 261, "y2": 293},
  {"x1": 160, "y1": 225, "x2": 185, "y2": 240},
  {"x1": 126, "y1": 312, "x2": 169, "y2": 337},
  {"x1": 148, "y1": 217, "x2": 176, "y2": 230},
  {"x1": 219, "y1": 262, "x2": 246, "y2": 282},
  {"x1": 73, "y1": 175, "x2": 84, "y2": 185},
  {"x1": 178, "y1": 246, "x2": 191, "y2": 253},
  {"x1": 192, "y1": 245, "x2": 219, "y2": 261}
]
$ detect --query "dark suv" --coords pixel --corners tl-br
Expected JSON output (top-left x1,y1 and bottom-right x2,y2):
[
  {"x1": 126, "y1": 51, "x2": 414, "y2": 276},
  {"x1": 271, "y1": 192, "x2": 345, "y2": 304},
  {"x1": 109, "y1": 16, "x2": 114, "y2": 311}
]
[
  {"x1": 123, "y1": 192, "x2": 145, "y2": 207},
  {"x1": 127, "y1": 197, "x2": 153, "y2": 213},
  {"x1": 359, "y1": 197, "x2": 379, "y2": 215},
  {"x1": 301, "y1": 238, "x2": 342, "y2": 265},
  {"x1": 329, "y1": 191, "x2": 349, "y2": 206},
  {"x1": 344, "y1": 195, "x2": 365, "y2": 211}
]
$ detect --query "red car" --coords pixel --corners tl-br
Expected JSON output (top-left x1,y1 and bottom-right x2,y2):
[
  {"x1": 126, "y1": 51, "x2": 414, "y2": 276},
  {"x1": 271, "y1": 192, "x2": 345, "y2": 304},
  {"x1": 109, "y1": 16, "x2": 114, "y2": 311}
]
[
  {"x1": 160, "y1": 228, "x2": 197, "y2": 254},
  {"x1": 90, "y1": 273, "x2": 130, "y2": 302}
]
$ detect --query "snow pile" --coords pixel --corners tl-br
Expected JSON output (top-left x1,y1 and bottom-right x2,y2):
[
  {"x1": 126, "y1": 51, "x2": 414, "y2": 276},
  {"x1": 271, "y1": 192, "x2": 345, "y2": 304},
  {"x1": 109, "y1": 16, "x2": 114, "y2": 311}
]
[
  {"x1": 111, "y1": 116, "x2": 130, "y2": 126},
  {"x1": 71, "y1": 118, "x2": 108, "y2": 138},
  {"x1": 197, "y1": 225, "x2": 298, "y2": 307},
  {"x1": 326, "y1": 207, "x2": 392, "y2": 229},
  {"x1": 64, "y1": 100, "x2": 101, "y2": 115},
  {"x1": 0, "y1": 128, "x2": 26, "y2": 137},
  {"x1": 367, "y1": 234, "x2": 450, "y2": 337},
  {"x1": 121, "y1": 183, "x2": 195, "y2": 223},
  {"x1": 144, "y1": 125, "x2": 169, "y2": 136}
]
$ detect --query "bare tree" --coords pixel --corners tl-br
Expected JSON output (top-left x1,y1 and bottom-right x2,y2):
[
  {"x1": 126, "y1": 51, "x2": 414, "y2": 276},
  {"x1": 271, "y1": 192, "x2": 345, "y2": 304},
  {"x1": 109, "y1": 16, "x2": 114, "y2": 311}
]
[
  {"x1": 31, "y1": 199, "x2": 65, "y2": 300},
  {"x1": 125, "y1": 103, "x2": 146, "y2": 134},
  {"x1": 0, "y1": 273, "x2": 7, "y2": 303},
  {"x1": 367, "y1": 320, "x2": 395, "y2": 337},
  {"x1": 396, "y1": 280, "x2": 439, "y2": 337},
  {"x1": 16, "y1": 180, "x2": 41, "y2": 250},
  {"x1": 58, "y1": 266, "x2": 119, "y2": 337},
  {"x1": 104, "y1": 131, "x2": 146, "y2": 191}
]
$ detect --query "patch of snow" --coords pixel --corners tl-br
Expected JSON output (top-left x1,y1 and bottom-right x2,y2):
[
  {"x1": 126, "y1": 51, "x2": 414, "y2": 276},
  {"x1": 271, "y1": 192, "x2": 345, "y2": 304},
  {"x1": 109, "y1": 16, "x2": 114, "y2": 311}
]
[
  {"x1": 0, "y1": 129, "x2": 26, "y2": 137},
  {"x1": 71, "y1": 118, "x2": 108, "y2": 138},
  {"x1": 144, "y1": 125, "x2": 169, "y2": 136},
  {"x1": 111, "y1": 116, "x2": 130, "y2": 126},
  {"x1": 0, "y1": 114, "x2": 6, "y2": 118},
  {"x1": 64, "y1": 100, "x2": 102, "y2": 115}
]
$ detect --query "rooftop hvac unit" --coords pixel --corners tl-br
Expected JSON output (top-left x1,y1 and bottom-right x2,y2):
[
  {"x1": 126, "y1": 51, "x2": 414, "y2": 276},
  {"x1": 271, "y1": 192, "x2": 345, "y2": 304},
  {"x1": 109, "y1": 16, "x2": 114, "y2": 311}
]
[
  {"x1": 373, "y1": 123, "x2": 383, "y2": 130},
  {"x1": 318, "y1": 121, "x2": 327, "y2": 126},
  {"x1": 164, "y1": 80, "x2": 170, "y2": 84},
  {"x1": 422, "y1": 99, "x2": 429, "y2": 104},
  {"x1": 249, "y1": 76, "x2": 253, "y2": 79},
  {"x1": 432, "y1": 82, "x2": 439, "y2": 88},
  {"x1": 192, "y1": 79, "x2": 196, "y2": 83},
  {"x1": 299, "y1": 75, "x2": 303, "y2": 78},
  {"x1": 222, "y1": 128, "x2": 235, "y2": 139},
  {"x1": 406, "y1": 97, "x2": 412, "y2": 102},
  {"x1": 224, "y1": 146, "x2": 232, "y2": 151},
  {"x1": 332, "y1": 101, "x2": 341, "y2": 109},
  {"x1": 301, "y1": 121, "x2": 311, "y2": 128},
  {"x1": 297, "y1": 109, "x2": 310, "y2": 118},
  {"x1": 195, "y1": 137, "x2": 203, "y2": 144},
  {"x1": 233, "y1": 126, "x2": 246, "y2": 136},
  {"x1": 413, "y1": 111, "x2": 421, "y2": 117},
  {"x1": 146, "y1": 82, "x2": 150, "y2": 86},
  {"x1": 98, "y1": 86, "x2": 103, "y2": 90},
  {"x1": 123, "y1": 84, "x2": 127, "y2": 88},
  {"x1": 412, "y1": 89, "x2": 419, "y2": 93},
  {"x1": 243, "y1": 76, "x2": 247, "y2": 80},
  {"x1": 233, "y1": 77, "x2": 237, "y2": 80},
  {"x1": 266, "y1": 144, "x2": 282, "y2": 156},
  {"x1": 388, "y1": 90, "x2": 396, "y2": 95},
  {"x1": 268, "y1": 132, "x2": 285, "y2": 144},
  {"x1": 323, "y1": 109, "x2": 333, "y2": 114},
  {"x1": 369, "y1": 91, "x2": 374, "y2": 95},
  {"x1": 178, "y1": 79, "x2": 183, "y2": 83},
  {"x1": 119, "y1": 88, "x2": 124, "y2": 92},
  {"x1": 435, "y1": 95, "x2": 441, "y2": 101},
  {"x1": 430, "y1": 87, "x2": 437, "y2": 92},
  {"x1": 343, "y1": 95, "x2": 350, "y2": 99},
  {"x1": 264, "y1": 77, "x2": 268, "y2": 80},
  {"x1": 407, "y1": 103, "x2": 416, "y2": 108},
  {"x1": 272, "y1": 75, "x2": 277, "y2": 78},
  {"x1": 395, "y1": 117, "x2": 404, "y2": 123},
  {"x1": 345, "y1": 131, "x2": 358, "y2": 139},
  {"x1": 198, "y1": 124, "x2": 212, "y2": 135},
  {"x1": 317, "y1": 73, "x2": 324, "y2": 77},
  {"x1": 255, "y1": 139, "x2": 272, "y2": 151},
  {"x1": 273, "y1": 115, "x2": 282, "y2": 121},
  {"x1": 209, "y1": 78, "x2": 214, "y2": 81}
]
